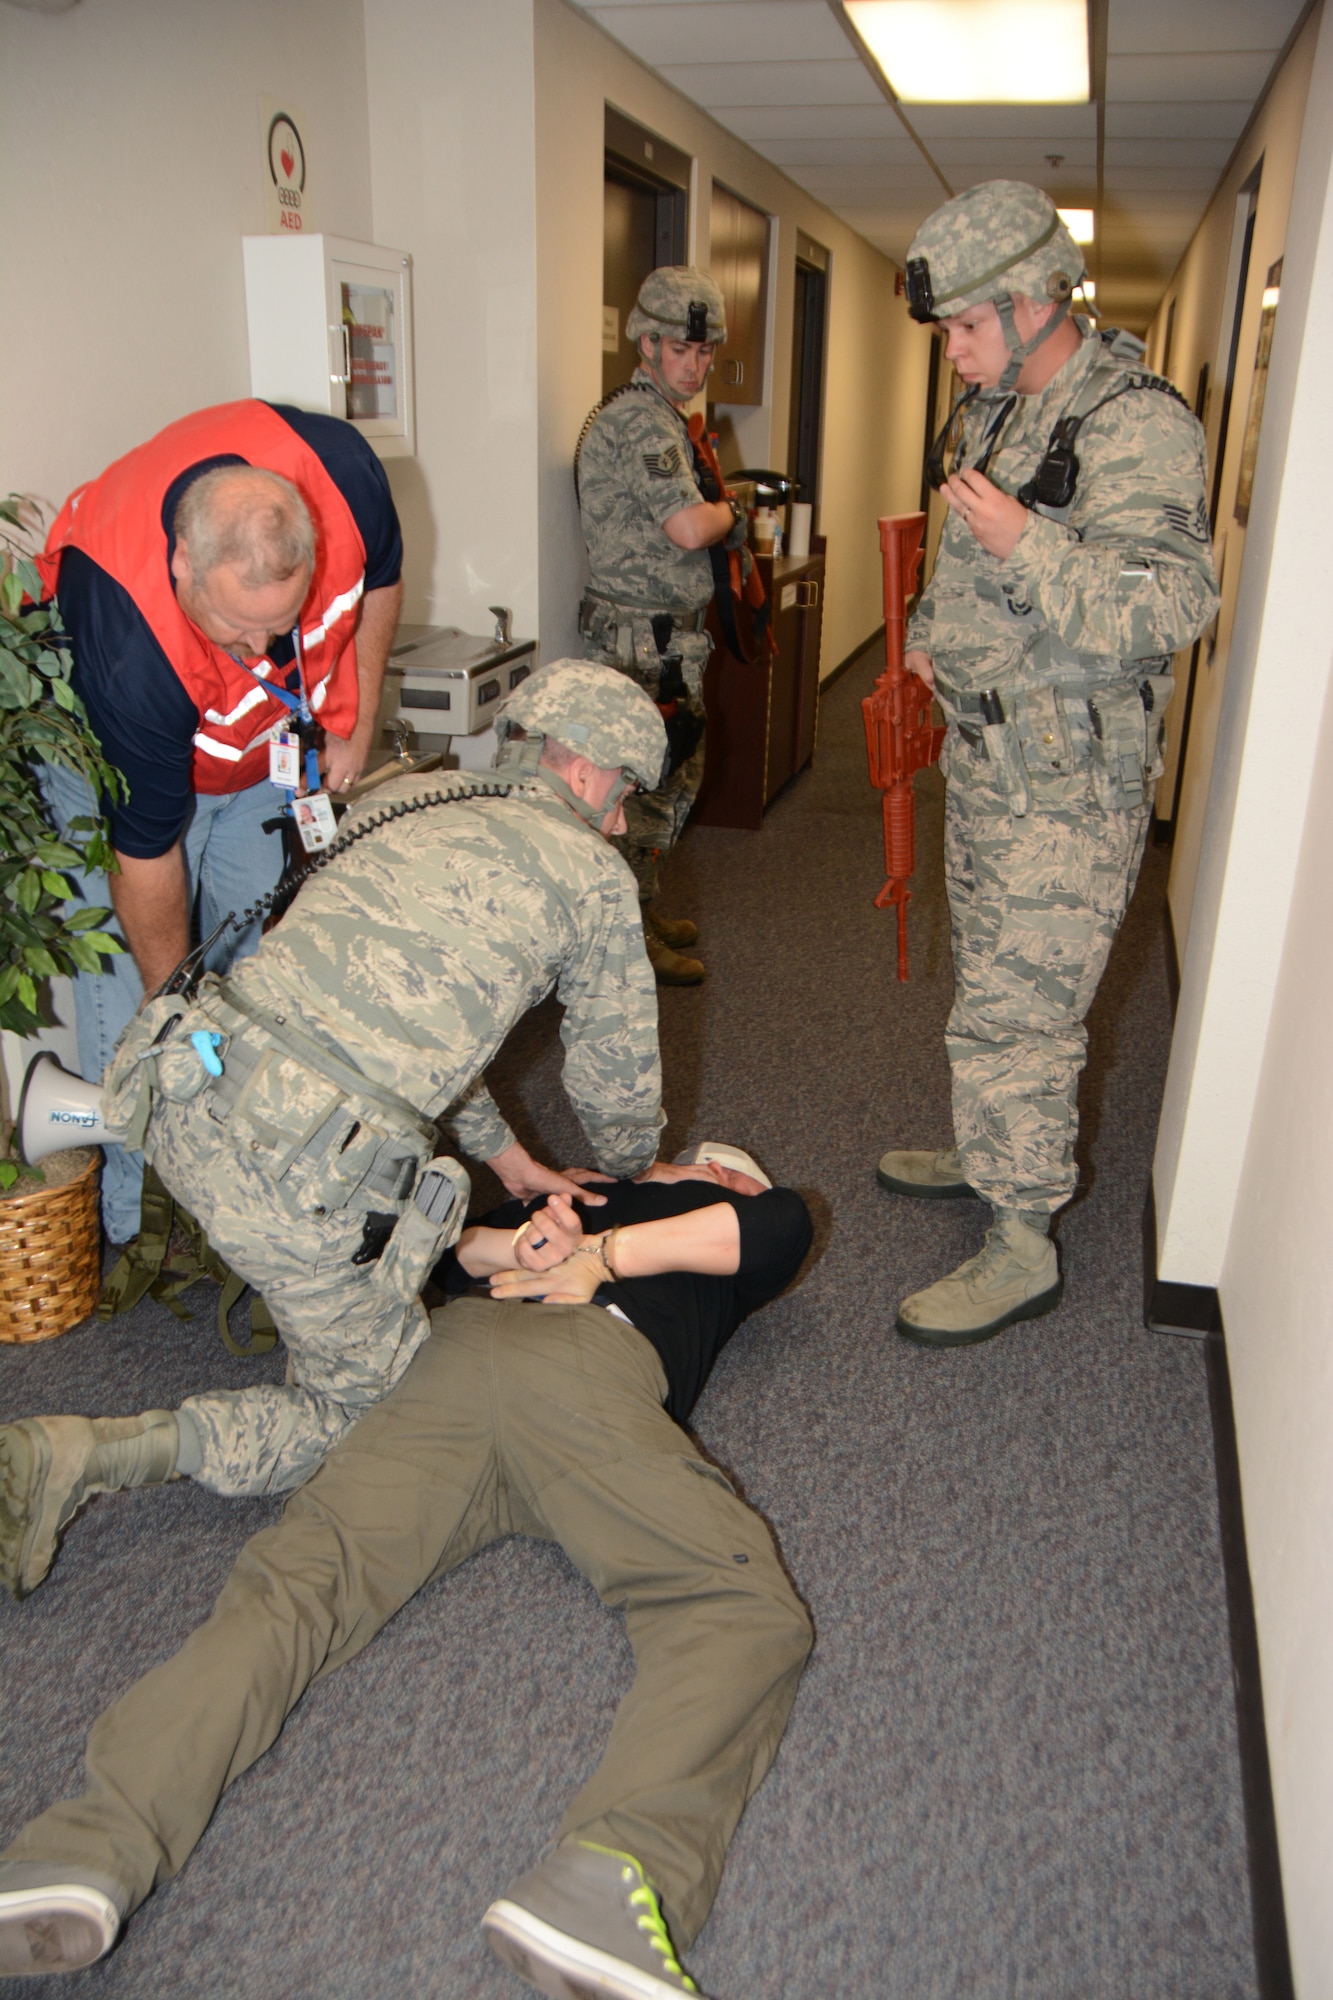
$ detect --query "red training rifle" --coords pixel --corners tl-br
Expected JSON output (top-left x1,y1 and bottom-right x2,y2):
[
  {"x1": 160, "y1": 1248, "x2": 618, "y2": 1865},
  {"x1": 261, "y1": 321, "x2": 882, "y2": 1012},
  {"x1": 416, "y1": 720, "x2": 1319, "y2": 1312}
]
[
  {"x1": 861, "y1": 512, "x2": 945, "y2": 981},
  {"x1": 687, "y1": 415, "x2": 774, "y2": 661}
]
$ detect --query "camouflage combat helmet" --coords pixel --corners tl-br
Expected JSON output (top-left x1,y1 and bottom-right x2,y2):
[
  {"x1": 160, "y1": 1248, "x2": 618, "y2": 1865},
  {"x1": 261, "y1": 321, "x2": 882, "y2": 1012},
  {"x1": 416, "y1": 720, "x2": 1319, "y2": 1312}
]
[
  {"x1": 626, "y1": 266, "x2": 727, "y2": 348},
  {"x1": 906, "y1": 180, "x2": 1084, "y2": 391},
  {"x1": 494, "y1": 658, "x2": 669, "y2": 826}
]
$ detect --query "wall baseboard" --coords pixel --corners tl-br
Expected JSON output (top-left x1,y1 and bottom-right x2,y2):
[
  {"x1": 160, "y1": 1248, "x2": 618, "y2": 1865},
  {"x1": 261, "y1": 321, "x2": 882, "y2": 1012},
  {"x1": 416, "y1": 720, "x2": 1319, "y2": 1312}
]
[
  {"x1": 1141, "y1": 1183, "x2": 1221, "y2": 1333},
  {"x1": 1143, "y1": 1186, "x2": 1294, "y2": 1999},
  {"x1": 1205, "y1": 1332, "x2": 1296, "y2": 2000},
  {"x1": 820, "y1": 623, "x2": 884, "y2": 690}
]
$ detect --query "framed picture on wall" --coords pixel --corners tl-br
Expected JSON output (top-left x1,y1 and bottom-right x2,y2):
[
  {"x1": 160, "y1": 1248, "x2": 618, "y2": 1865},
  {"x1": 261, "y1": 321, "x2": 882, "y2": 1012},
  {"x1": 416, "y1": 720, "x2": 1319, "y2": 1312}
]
[{"x1": 1234, "y1": 257, "x2": 1282, "y2": 527}]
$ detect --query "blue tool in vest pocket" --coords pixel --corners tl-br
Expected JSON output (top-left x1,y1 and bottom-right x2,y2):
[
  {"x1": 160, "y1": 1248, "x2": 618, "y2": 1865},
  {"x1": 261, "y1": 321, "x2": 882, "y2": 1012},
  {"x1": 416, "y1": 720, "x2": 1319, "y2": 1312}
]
[{"x1": 190, "y1": 1030, "x2": 225, "y2": 1078}]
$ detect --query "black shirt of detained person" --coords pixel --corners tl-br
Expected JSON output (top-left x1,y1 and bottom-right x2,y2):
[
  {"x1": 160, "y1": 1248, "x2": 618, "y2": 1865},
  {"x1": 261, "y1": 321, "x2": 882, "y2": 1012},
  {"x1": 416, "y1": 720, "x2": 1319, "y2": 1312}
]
[{"x1": 435, "y1": 1180, "x2": 812, "y2": 1424}]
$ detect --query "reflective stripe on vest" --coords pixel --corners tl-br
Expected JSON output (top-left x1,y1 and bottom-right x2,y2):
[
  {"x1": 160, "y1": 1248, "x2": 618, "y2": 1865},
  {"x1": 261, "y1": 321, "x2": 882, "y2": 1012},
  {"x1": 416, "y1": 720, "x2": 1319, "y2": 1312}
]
[{"x1": 38, "y1": 401, "x2": 367, "y2": 794}]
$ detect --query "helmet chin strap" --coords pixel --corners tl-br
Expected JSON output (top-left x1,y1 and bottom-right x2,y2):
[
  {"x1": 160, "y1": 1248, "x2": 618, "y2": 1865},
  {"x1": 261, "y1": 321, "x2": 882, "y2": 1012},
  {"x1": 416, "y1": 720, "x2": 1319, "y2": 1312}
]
[
  {"x1": 638, "y1": 338, "x2": 677, "y2": 403},
  {"x1": 993, "y1": 293, "x2": 1071, "y2": 392},
  {"x1": 495, "y1": 737, "x2": 630, "y2": 832}
]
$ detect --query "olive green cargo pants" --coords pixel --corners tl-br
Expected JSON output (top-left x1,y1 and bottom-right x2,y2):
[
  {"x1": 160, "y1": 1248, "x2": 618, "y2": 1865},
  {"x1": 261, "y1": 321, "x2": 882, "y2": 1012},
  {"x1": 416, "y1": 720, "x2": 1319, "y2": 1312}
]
[{"x1": 2, "y1": 1299, "x2": 811, "y2": 1947}]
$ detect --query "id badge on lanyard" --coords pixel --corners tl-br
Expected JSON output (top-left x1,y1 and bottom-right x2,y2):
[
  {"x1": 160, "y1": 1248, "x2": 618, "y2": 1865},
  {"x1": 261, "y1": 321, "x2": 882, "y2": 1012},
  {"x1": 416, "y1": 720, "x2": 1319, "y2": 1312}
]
[{"x1": 260, "y1": 624, "x2": 337, "y2": 854}]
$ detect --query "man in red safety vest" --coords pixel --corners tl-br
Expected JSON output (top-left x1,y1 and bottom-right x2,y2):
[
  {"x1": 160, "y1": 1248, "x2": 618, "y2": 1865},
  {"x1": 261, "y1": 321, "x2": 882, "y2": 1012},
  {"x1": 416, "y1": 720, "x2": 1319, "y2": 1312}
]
[{"x1": 35, "y1": 400, "x2": 404, "y2": 1243}]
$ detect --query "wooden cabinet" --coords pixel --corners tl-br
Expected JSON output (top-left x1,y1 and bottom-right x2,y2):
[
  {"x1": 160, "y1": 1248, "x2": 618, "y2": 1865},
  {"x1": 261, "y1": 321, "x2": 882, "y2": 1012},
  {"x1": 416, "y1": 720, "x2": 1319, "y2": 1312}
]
[
  {"x1": 696, "y1": 541, "x2": 825, "y2": 831},
  {"x1": 709, "y1": 183, "x2": 768, "y2": 407}
]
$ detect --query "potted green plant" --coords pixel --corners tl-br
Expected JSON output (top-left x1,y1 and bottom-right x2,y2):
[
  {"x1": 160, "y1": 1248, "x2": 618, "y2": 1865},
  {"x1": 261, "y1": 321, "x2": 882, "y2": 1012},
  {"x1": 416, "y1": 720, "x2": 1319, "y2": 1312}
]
[{"x1": 0, "y1": 493, "x2": 125, "y2": 1339}]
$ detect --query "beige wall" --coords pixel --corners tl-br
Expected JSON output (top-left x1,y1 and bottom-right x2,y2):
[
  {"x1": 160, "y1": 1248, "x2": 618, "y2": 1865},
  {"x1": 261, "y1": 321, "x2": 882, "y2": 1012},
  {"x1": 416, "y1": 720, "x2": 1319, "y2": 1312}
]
[
  {"x1": 0, "y1": 0, "x2": 374, "y2": 505},
  {"x1": 0, "y1": 0, "x2": 376, "y2": 1107},
  {"x1": 1222, "y1": 666, "x2": 1333, "y2": 1998},
  {"x1": 533, "y1": 0, "x2": 932, "y2": 674},
  {"x1": 363, "y1": 0, "x2": 540, "y2": 638},
  {"x1": 1149, "y1": 5, "x2": 1333, "y2": 1986},
  {"x1": 0, "y1": 0, "x2": 926, "y2": 679},
  {"x1": 1145, "y1": 6, "x2": 1320, "y2": 949}
]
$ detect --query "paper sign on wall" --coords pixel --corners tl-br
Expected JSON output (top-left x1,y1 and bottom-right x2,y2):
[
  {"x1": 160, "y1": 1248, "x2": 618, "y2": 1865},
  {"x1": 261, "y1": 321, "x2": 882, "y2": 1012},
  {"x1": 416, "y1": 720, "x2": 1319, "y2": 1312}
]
[
  {"x1": 602, "y1": 306, "x2": 619, "y2": 354},
  {"x1": 262, "y1": 95, "x2": 310, "y2": 234}
]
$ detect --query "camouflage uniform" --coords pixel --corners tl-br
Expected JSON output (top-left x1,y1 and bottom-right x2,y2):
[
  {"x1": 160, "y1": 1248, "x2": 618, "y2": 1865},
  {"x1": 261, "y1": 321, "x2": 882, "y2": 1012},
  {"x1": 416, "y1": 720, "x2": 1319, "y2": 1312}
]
[
  {"x1": 101, "y1": 764, "x2": 664, "y2": 1498},
  {"x1": 578, "y1": 365, "x2": 719, "y2": 904},
  {"x1": 911, "y1": 324, "x2": 1218, "y2": 1214}
]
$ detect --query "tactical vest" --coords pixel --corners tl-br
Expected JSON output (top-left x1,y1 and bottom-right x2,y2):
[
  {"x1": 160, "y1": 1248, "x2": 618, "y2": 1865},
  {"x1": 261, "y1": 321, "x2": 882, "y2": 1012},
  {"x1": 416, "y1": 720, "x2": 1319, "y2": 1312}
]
[
  {"x1": 942, "y1": 332, "x2": 1194, "y2": 813},
  {"x1": 940, "y1": 340, "x2": 1184, "y2": 716},
  {"x1": 38, "y1": 401, "x2": 366, "y2": 793}
]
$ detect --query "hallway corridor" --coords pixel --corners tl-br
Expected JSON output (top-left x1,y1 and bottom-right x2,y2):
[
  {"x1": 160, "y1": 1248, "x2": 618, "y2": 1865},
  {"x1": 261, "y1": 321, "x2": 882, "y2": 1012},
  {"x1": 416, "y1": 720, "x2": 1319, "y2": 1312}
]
[{"x1": 0, "y1": 653, "x2": 1256, "y2": 1998}]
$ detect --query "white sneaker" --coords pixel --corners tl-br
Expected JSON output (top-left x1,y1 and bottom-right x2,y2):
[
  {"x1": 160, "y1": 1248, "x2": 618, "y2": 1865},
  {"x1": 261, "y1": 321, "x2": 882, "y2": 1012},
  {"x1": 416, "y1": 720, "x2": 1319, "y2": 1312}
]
[{"x1": 0, "y1": 1862, "x2": 124, "y2": 1977}]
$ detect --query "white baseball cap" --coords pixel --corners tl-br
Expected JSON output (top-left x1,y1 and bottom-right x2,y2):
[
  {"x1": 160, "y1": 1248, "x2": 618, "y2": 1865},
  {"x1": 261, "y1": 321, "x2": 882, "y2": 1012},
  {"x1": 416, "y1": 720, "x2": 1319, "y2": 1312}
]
[{"x1": 673, "y1": 1141, "x2": 772, "y2": 1189}]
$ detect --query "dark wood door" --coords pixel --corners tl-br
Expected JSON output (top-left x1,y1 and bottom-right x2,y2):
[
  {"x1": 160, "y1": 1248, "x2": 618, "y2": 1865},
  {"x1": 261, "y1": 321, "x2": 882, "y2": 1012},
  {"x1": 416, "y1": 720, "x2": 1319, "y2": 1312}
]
[
  {"x1": 603, "y1": 171, "x2": 658, "y2": 398},
  {"x1": 710, "y1": 183, "x2": 767, "y2": 407}
]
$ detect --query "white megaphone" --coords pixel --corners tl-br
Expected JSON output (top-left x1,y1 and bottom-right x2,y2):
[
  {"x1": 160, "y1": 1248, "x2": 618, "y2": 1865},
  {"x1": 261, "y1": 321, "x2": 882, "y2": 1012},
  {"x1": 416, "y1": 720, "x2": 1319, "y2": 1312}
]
[{"x1": 16, "y1": 1052, "x2": 111, "y2": 1165}]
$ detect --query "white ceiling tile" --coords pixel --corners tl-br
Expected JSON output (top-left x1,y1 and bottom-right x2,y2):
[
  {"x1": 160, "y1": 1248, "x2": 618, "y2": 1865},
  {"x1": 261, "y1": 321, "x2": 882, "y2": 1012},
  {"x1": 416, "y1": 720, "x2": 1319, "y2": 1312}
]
[
  {"x1": 1105, "y1": 51, "x2": 1274, "y2": 100},
  {"x1": 1107, "y1": 0, "x2": 1304, "y2": 57},
  {"x1": 835, "y1": 206, "x2": 933, "y2": 234},
  {"x1": 579, "y1": 0, "x2": 780, "y2": 7},
  {"x1": 1103, "y1": 137, "x2": 1235, "y2": 171},
  {"x1": 714, "y1": 103, "x2": 910, "y2": 140},
  {"x1": 655, "y1": 58, "x2": 883, "y2": 104},
  {"x1": 905, "y1": 105, "x2": 1098, "y2": 142},
  {"x1": 586, "y1": 2, "x2": 852, "y2": 66},
  {"x1": 927, "y1": 138, "x2": 1095, "y2": 172},
  {"x1": 1103, "y1": 101, "x2": 1251, "y2": 139},
  {"x1": 1098, "y1": 196, "x2": 1210, "y2": 223},
  {"x1": 1102, "y1": 163, "x2": 1230, "y2": 190},
  {"x1": 757, "y1": 135, "x2": 938, "y2": 166},
  {"x1": 577, "y1": 0, "x2": 1289, "y2": 318},
  {"x1": 786, "y1": 160, "x2": 944, "y2": 191},
  {"x1": 1098, "y1": 228, "x2": 1199, "y2": 255}
]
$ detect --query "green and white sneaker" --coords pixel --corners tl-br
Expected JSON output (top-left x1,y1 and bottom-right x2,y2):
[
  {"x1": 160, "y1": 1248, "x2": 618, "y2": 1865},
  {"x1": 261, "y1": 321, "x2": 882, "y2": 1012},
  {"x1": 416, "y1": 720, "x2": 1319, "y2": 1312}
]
[
  {"x1": 483, "y1": 1840, "x2": 703, "y2": 1999},
  {"x1": 0, "y1": 1861, "x2": 125, "y2": 1977},
  {"x1": 876, "y1": 1147, "x2": 975, "y2": 1199},
  {"x1": 896, "y1": 1213, "x2": 1062, "y2": 1347}
]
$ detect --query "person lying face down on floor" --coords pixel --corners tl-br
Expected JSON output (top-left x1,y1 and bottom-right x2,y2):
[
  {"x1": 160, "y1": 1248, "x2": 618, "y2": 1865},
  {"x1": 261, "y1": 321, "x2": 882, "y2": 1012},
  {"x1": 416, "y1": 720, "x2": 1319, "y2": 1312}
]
[{"x1": 0, "y1": 1144, "x2": 814, "y2": 2000}]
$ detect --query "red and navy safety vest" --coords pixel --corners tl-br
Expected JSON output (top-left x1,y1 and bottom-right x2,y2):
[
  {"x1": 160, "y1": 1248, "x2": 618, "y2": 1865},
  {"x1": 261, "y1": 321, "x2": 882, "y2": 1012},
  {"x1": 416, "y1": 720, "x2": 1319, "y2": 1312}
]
[{"x1": 37, "y1": 401, "x2": 366, "y2": 793}]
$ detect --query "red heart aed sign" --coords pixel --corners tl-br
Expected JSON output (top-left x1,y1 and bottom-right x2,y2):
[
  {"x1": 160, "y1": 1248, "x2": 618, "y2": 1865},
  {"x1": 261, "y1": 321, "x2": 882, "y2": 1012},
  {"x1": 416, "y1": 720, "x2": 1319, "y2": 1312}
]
[{"x1": 281, "y1": 149, "x2": 295, "y2": 178}]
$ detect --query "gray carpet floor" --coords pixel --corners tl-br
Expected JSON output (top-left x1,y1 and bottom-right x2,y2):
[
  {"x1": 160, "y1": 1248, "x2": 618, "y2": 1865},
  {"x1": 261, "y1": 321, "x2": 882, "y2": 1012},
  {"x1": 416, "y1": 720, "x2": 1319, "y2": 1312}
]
[{"x1": 1, "y1": 650, "x2": 1257, "y2": 1998}]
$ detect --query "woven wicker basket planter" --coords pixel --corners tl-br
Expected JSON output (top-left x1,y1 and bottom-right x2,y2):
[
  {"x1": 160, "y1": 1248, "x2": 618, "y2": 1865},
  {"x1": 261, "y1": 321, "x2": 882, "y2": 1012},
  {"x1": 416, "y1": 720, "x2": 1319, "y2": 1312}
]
[{"x1": 0, "y1": 1148, "x2": 101, "y2": 1343}]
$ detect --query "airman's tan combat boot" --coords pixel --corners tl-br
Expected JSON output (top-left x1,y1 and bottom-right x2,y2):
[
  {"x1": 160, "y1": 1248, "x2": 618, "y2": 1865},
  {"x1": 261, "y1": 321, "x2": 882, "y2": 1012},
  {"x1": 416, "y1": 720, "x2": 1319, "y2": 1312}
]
[
  {"x1": 896, "y1": 1212, "x2": 1061, "y2": 1347},
  {"x1": 647, "y1": 910, "x2": 699, "y2": 950},
  {"x1": 876, "y1": 1146, "x2": 975, "y2": 1199},
  {"x1": 0, "y1": 1412, "x2": 179, "y2": 1599},
  {"x1": 644, "y1": 929, "x2": 704, "y2": 986}
]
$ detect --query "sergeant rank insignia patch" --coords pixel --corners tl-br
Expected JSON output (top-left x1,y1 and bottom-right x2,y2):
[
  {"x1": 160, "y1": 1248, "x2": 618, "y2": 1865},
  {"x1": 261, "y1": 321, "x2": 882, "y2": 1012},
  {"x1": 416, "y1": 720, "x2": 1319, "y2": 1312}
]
[{"x1": 642, "y1": 446, "x2": 684, "y2": 479}]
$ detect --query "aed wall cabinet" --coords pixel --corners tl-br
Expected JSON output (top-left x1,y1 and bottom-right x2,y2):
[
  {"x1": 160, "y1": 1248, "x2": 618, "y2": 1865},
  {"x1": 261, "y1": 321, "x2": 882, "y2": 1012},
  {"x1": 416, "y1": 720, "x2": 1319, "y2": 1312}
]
[{"x1": 242, "y1": 235, "x2": 416, "y2": 458}]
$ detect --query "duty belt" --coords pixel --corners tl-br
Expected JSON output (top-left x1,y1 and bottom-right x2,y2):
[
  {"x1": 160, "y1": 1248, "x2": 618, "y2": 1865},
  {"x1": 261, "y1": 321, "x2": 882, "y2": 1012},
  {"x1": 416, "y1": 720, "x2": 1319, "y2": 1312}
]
[
  {"x1": 943, "y1": 678, "x2": 1126, "y2": 722},
  {"x1": 580, "y1": 592, "x2": 708, "y2": 634},
  {"x1": 206, "y1": 979, "x2": 439, "y2": 1151}
]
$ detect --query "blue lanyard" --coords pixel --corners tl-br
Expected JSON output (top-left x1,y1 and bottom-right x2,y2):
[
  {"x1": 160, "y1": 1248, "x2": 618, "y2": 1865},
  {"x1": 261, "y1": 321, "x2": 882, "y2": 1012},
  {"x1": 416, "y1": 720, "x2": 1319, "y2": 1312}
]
[{"x1": 237, "y1": 626, "x2": 321, "y2": 796}]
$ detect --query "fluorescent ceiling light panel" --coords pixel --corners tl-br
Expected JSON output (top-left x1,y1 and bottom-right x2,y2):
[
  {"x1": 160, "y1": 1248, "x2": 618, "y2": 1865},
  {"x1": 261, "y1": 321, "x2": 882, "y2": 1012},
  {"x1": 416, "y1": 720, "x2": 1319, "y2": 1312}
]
[
  {"x1": 1058, "y1": 207, "x2": 1095, "y2": 242},
  {"x1": 844, "y1": 1, "x2": 1089, "y2": 105}
]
